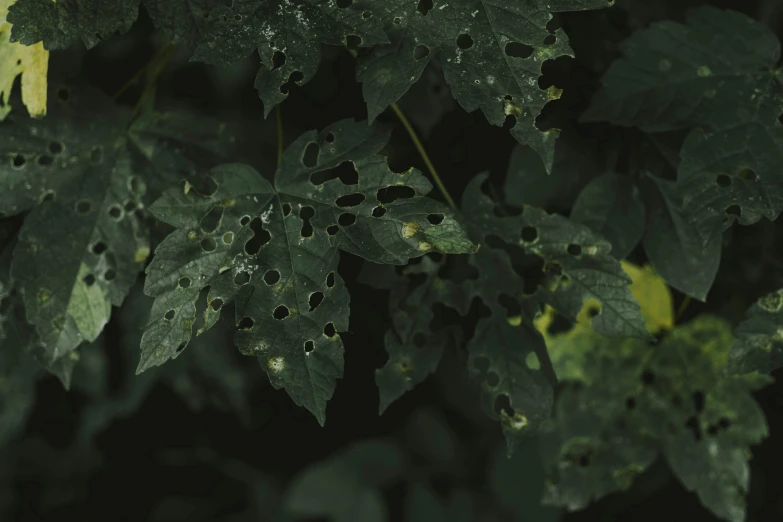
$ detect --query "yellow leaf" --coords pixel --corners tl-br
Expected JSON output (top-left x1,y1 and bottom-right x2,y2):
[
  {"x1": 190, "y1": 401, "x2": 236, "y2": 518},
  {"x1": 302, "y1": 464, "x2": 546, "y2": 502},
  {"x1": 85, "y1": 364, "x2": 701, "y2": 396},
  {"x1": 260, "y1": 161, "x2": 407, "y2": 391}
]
[
  {"x1": 0, "y1": 0, "x2": 50, "y2": 120},
  {"x1": 621, "y1": 260, "x2": 674, "y2": 335}
]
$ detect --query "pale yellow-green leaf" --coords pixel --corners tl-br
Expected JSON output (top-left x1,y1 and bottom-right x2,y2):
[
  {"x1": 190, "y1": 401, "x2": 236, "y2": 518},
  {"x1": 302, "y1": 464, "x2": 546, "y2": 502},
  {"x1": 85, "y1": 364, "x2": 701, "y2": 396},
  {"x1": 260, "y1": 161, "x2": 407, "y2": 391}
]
[{"x1": 0, "y1": 0, "x2": 49, "y2": 120}]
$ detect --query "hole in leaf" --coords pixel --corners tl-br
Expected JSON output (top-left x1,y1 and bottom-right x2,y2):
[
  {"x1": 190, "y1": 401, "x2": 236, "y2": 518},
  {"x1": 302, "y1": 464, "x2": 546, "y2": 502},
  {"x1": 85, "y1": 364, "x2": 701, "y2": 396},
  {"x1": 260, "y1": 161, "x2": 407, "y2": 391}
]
[
  {"x1": 179, "y1": 277, "x2": 191, "y2": 289},
  {"x1": 282, "y1": 203, "x2": 292, "y2": 216},
  {"x1": 165, "y1": 309, "x2": 175, "y2": 320},
  {"x1": 104, "y1": 269, "x2": 116, "y2": 281},
  {"x1": 377, "y1": 185, "x2": 415, "y2": 204},
  {"x1": 413, "y1": 45, "x2": 430, "y2": 60},
  {"x1": 201, "y1": 237, "x2": 217, "y2": 252},
  {"x1": 108, "y1": 205, "x2": 123, "y2": 219},
  {"x1": 309, "y1": 291, "x2": 324, "y2": 311},
  {"x1": 40, "y1": 190, "x2": 55, "y2": 203},
  {"x1": 725, "y1": 205, "x2": 741, "y2": 217},
  {"x1": 543, "y1": 34, "x2": 556, "y2": 45},
  {"x1": 338, "y1": 213, "x2": 356, "y2": 226},
  {"x1": 417, "y1": 0, "x2": 432, "y2": 14},
  {"x1": 327, "y1": 225, "x2": 340, "y2": 235},
  {"x1": 684, "y1": 416, "x2": 702, "y2": 441},
  {"x1": 692, "y1": 391, "x2": 705, "y2": 413},
  {"x1": 11, "y1": 154, "x2": 25, "y2": 168},
  {"x1": 547, "y1": 314, "x2": 573, "y2": 335},
  {"x1": 222, "y1": 232, "x2": 234, "y2": 244},
  {"x1": 486, "y1": 372, "x2": 500, "y2": 387},
  {"x1": 264, "y1": 270, "x2": 281, "y2": 285},
  {"x1": 273, "y1": 305, "x2": 290, "y2": 320},
  {"x1": 37, "y1": 154, "x2": 53, "y2": 167},
  {"x1": 587, "y1": 306, "x2": 600, "y2": 318},
  {"x1": 326, "y1": 272, "x2": 335, "y2": 288},
  {"x1": 346, "y1": 34, "x2": 362, "y2": 51},
  {"x1": 567, "y1": 243, "x2": 582, "y2": 256},
  {"x1": 456, "y1": 33, "x2": 474, "y2": 49},
  {"x1": 176, "y1": 342, "x2": 187, "y2": 353},
  {"x1": 83, "y1": 274, "x2": 96, "y2": 286},
  {"x1": 304, "y1": 340, "x2": 314, "y2": 353},
  {"x1": 129, "y1": 176, "x2": 145, "y2": 196},
  {"x1": 47, "y1": 141, "x2": 63, "y2": 156},
  {"x1": 335, "y1": 193, "x2": 365, "y2": 207},
  {"x1": 738, "y1": 168, "x2": 757, "y2": 180},
  {"x1": 200, "y1": 206, "x2": 223, "y2": 232},
  {"x1": 372, "y1": 206, "x2": 386, "y2": 218},
  {"x1": 715, "y1": 175, "x2": 731, "y2": 187},
  {"x1": 190, "y1": 176, "x2": 218, "y2": 196},
  {"x1": 299, "y1": 206, "x2": 315, "y2": 237},
  {"x1": 718, "y1": 417, "x2": 731, "y2": 429},
  {"x1": 505, "y1": 42, "x2": 534, "y2": 58},
  {"x1": 245, "y1": 217, "x2": 271, "y2": 254},
  {"x1": 361, "y1": 11, "x2": 371, "y2": 19},
  {"x1": 76, "y1": 200, "x2": 92, "y2": 214},
  {"x1": 494, "y1": 394, "x2": 514, "y2": 416},
  {"x1": 427, "y1": 213, "x2": 444, "y2": 225},
  {"x1": 324, "y1": 323, "x2": 336, "y2": 337},
  {"x1": 521, "y1": 226, "x2": 538, "y2": 242},
  {"x1": 325, "y1": 133, "x2": 335, "y2": 143},
  {"x1": 310, "y1": 160, "x2": 358, "y2": 185},
  {"x1": 238, "y1": 317, "x2": 254, "y2": 329},
  {"x1": 124, "y1": 200, "x2": 137, "y2": 213},
  {"x1": 641, "y1": 370, "x2": 655, "y2": 385},
  {"x1": 240, "y1": 215, "x2": 251, "y2": 226},
  {"x1": 272, "y1": 50, "x2": 286, "y2": 70},
  {"x1": 92, "y1": 242, "x2": 107, "y2": 255},
  {"x1": 302, "y1": 142, "x2": 319, "y2": 168},
  {"x1": 210, "y1": 298, "x2": 224, "y2": 311}
]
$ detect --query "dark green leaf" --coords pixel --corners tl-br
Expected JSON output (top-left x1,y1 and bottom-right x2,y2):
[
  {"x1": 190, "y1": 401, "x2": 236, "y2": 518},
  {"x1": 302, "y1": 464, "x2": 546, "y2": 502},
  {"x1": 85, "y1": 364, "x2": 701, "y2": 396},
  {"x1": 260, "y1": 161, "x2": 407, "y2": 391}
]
[
  {"x1": 141, "y1": 119, "x2": 475, "y2": 424},
  {"x1": 728, "y1": 288, "x2": 783, "y2": 375},
  {"x1": 641, "y1": 176, "x2": 721, "y2": 301},
  {"x1": 143, "y1": 0, "x2": 228, "y2": 49},
  {"x1": 8, "y1": 0, "x2": 141, "y2": 49},
  {"x1": 356, "y1": 0, "x2": 612, "y2": 171},
  {"x1": 570, "y1": 173, "x2": 645, "y2": 259}
]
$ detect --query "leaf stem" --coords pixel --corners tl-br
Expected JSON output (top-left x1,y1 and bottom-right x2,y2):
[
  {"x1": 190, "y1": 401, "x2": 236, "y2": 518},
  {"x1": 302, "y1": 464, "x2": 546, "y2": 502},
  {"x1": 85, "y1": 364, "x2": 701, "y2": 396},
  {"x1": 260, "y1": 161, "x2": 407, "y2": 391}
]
[
  {"x1": 276, "y1": 105, "x2": 284, "y2": 166},
  {"x1": 675, "y1": 296, "x2": 692, "y2": 323},
  {"x1": 113, "y1": 44, "x2": 172, "y2": 100},
  {"x1": 131, "y1": 43, "x2": 176, "y2": 120},
  {"x1": 390, "y1": 103, "x2": 457, "y2": 210}
]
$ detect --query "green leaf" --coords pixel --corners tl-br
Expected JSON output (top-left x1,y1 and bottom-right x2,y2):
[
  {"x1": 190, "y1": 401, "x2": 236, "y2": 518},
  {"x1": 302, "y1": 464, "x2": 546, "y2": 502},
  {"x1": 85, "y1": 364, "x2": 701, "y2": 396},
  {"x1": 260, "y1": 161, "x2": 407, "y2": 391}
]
[
  {"x1": 584, "y1": 7, "x2": 783, "y2": 246},
  {"x1": 641, "y1": 176, "x2": 721, "y2": 301},
  {"x1": 143, "y1": 0, "x2": 227, "y2": 49},
  {"x1": 406, "y1": 484, "x2": 446, "y2": 522},
  {"x1": 192, "y1": 0, "x2": 389, "y2": 116},
  {"x1": 728, "y1": 288, "x2": 783, "y2": 375},
  {"x1": 141, "y1": 119, "x2": 475, "y2": 424},
  {"x1": 356, "y1": 0, "x2": 612, "y2": 171},
  {"x1": 375, "y1": 257, "x2": 456, "y2": 414},
  {"x1": 8, "y1": 0, "x2": 141, "y2": 50},
  {"x1": 0, "y1": 82, "x2": 238, "y2": 367},
  {"x1": 540, "y1": 316, "x2": 771, "y2": 522},
  {"x1": 284, "y1": 439, "x2": 406, "y2": 522},
  {"x1": 570, "y1": 173, "x2": 645, "y2": 259}
]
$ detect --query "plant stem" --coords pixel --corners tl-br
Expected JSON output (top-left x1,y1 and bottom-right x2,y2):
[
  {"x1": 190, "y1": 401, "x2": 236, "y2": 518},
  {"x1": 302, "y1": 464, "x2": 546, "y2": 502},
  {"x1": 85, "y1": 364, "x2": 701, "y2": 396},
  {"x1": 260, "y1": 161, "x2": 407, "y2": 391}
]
[
  {"x1": 131, "y1": 43, "x2": 176, "y2": 120},
  {"x1": 675, "y1": 296, "x2": 692, "y2": 323},
  {"x1": 113, "y1": 44, "x2": 172, "y2": 100},
  {"x1": 276, "y1": 105, "x2": 284, "y2": 166},
  {"x1": 390, "y1": 103, "x2": 457, "y2": 210}
]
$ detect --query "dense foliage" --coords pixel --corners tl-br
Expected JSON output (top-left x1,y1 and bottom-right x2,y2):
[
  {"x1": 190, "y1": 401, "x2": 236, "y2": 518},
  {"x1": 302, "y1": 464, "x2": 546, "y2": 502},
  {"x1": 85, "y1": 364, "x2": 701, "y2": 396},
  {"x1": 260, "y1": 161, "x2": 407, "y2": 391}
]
[{"x1": 1, "y1": 0, "x2": 783, "y2": 521}]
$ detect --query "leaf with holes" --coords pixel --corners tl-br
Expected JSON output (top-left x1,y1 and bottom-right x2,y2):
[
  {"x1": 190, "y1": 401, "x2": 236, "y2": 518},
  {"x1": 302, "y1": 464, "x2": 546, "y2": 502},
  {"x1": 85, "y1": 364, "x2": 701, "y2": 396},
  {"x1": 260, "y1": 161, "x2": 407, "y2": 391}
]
[
  {"x1": 8, "y1": 0, "x2": 141, "y2": 49},
  {"x1": 355, "y1": 0, "x2": 613, "y2": 172},
  {"x1": 570, "y1": 173, "x2": 645, "y2": 260},
  {"x1": 728, "y1": 288, "x2": 783, "y2": 375},
  {"x1": 375, "y1": 256, "x2": 462, "y2": 414},
  {"x1": 583, "y1": 7, "x2": 783, "y2": 246},
  {"x1": 192, "y1": 0, "x2": 390, "y2": 116},
  {"x1": 641, "y1": 176, "x2": 721, "y2": 302},
  {"x1": 0, "y1": 81, "x2": 237, "y2": 365},
  {"x1": 541, "y1": 316, "x2": 771, "y2": 522},
  {"x1": 141, "y1": 118, "x2": 475, "y2": 424}
]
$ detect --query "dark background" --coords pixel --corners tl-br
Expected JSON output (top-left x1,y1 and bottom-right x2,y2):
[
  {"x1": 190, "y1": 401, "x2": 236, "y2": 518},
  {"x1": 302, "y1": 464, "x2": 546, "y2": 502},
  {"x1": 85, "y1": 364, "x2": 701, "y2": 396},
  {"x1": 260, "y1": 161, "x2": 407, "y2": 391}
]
[{"x1": 3, "y1": 0, "x2": 783, "y2": 520}]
